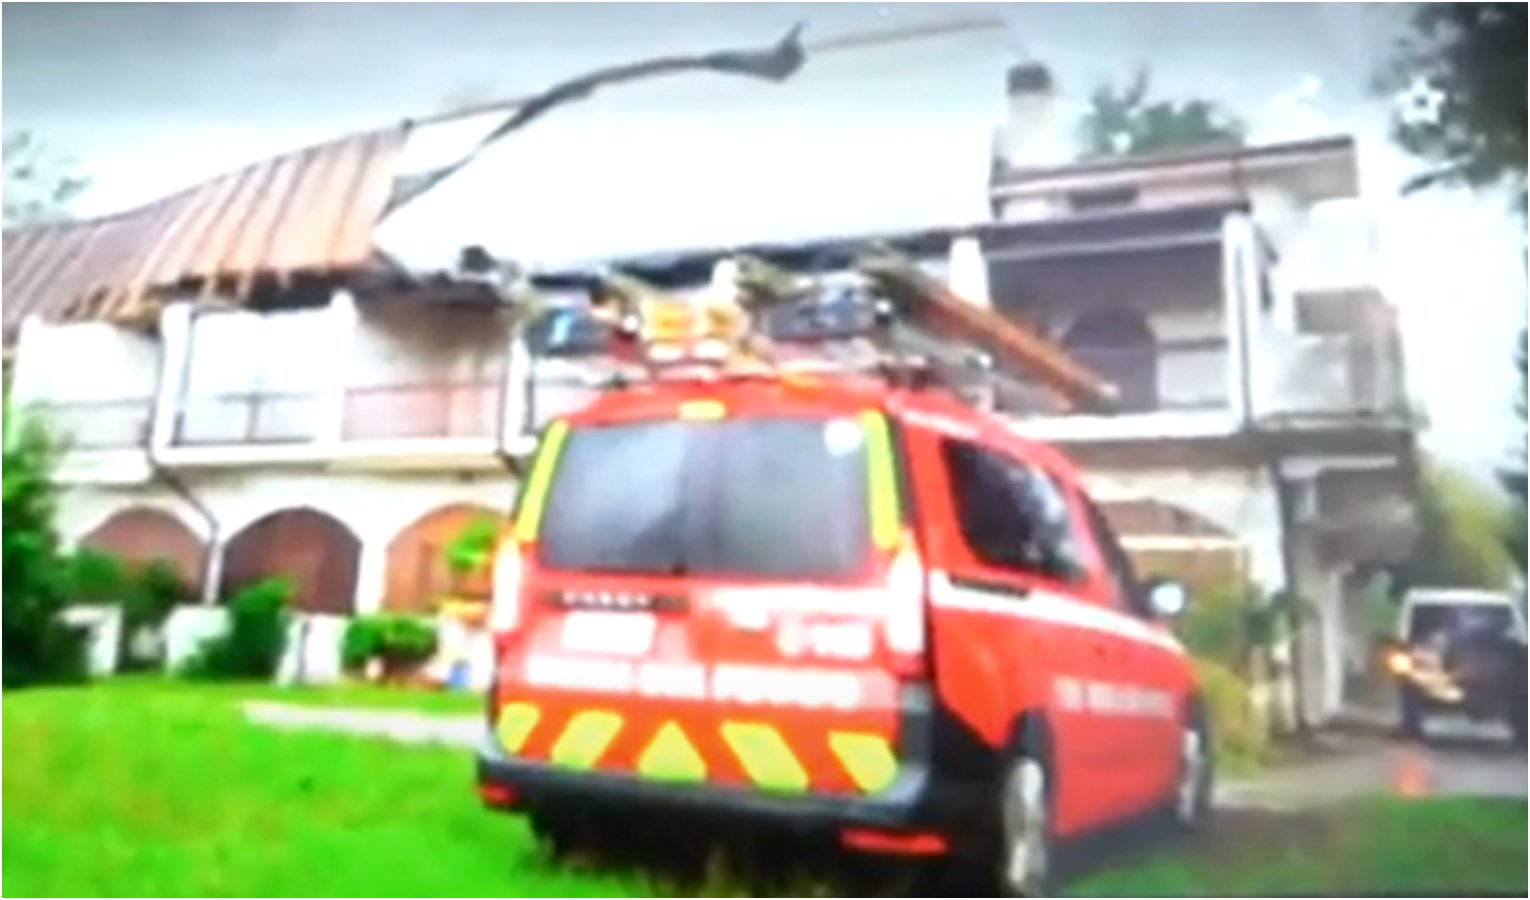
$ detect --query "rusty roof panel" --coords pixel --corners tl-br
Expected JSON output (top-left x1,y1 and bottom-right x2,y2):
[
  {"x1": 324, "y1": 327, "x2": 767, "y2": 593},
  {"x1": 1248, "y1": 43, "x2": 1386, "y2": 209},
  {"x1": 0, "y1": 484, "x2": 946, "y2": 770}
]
[{"x1": 2, "y1": 127, "x2": 405, "y2": 340}]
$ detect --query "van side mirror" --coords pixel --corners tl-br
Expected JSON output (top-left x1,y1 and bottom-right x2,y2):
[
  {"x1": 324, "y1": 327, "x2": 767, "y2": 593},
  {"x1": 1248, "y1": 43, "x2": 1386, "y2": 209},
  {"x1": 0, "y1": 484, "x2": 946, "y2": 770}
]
[{"x1": 1145, "y1": 580, "x2": 1188, "y2": 619}]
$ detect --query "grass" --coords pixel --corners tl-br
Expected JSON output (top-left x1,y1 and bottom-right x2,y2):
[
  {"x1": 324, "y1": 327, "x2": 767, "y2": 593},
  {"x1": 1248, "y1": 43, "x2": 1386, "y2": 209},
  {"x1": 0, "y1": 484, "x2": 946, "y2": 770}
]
[
  {"x1": 1068, "y1": 797, "x2": 1528, "y2": 897},
  {"x1": 5, "y1": 679, "x2": 1526, "y2": 897},
  {"x1": 3, "y1": 681, "x2": 641, "y2": 897}
]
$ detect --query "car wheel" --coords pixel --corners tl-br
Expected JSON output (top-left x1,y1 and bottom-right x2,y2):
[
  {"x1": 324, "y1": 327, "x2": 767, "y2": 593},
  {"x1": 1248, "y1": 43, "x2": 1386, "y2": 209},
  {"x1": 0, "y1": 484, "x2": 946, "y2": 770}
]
[
  {"x1": 994, "y1": 753, "x2": 1054, "y2": 897},
  {"x1": 1399, "y1": 689, "x2": 1426, "y2": 741},
  {"x1": 1506, "y1": 698, "x2": 1528, "y2": 746},
  {"x1": 1171, "y1": 712, "x2": 1214, "y2": 832}
]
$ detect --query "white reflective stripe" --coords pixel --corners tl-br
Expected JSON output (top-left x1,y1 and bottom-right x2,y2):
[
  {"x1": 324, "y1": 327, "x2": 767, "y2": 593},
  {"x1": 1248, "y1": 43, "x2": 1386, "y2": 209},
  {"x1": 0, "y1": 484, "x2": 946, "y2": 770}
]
[
  {"x1": 928, "y1": 572, "x2": 1184, "y2": 655},
  {"x1": 1056, "y1": 676, "x2": 1176, "y2": 718}
]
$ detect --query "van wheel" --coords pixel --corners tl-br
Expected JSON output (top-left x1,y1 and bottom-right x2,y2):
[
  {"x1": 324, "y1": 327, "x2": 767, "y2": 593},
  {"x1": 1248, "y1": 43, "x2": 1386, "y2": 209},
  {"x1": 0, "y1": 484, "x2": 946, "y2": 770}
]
[
  {"x1": 994, "y1": 753, "x2": 1054, "y2": 897},
  {"x1": 528, "y1": 808, "x2": 625, "y2": 860},
  {"x1": 1172, "y1": 711, "x2": 1214, "y2": 831}
]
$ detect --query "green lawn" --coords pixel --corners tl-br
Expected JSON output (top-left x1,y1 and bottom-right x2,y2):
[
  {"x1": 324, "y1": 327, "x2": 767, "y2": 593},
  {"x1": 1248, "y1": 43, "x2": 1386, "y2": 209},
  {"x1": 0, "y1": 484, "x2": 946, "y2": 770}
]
[
  {"x1": 1067, "y1": 796, "x2": 1527, "y2": 897},
  {"x1": 5, "y1": 680, "x2": 1526, "y2": 897},
  {"x1": 3, "y1": 682, "x2": 641, "y2": 898}
]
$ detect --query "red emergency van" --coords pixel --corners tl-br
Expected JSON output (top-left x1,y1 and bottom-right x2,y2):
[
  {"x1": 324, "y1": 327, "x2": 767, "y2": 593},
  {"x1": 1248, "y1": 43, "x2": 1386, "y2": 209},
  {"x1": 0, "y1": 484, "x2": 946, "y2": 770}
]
[{"x1": 476, "y1": 259, "x2": 1211, "y2": 895}]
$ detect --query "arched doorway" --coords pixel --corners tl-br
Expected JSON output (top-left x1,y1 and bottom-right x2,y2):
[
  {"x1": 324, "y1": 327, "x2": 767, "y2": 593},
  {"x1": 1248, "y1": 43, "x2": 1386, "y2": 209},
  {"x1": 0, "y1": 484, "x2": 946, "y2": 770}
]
[
  {"x1": 219, "y1": 508, "x2": 360, "y2": 616},
  {"x1": 80, "y1": 506, "x2": 204, "y2": 596},
  {"x1": 1062, "y1": 309, "x2": 1159, "y2": 412},
  {"x1": 385, "y1": 504, "x2": 505, "y2": 614}
]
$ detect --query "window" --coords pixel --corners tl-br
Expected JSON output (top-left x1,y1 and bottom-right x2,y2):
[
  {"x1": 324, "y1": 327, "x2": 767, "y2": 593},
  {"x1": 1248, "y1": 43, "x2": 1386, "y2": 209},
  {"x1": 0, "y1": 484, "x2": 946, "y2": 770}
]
[
  {"x1": 537, "y1": 416, "x2": 871, "y2": 580},
  {"x1": 940, "y1": 439, "x2": 1086, "y2": 584},
  {"x1": 1078, "y1": 493, "x2": 1147, "y2": 617}
]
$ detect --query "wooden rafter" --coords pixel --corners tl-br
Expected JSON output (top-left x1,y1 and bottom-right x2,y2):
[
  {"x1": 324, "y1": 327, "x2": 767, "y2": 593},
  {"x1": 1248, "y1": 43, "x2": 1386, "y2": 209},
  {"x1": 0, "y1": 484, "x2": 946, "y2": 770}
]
[{"x1": 854, "y1": 245, "x2": 1120, "y2": 412}]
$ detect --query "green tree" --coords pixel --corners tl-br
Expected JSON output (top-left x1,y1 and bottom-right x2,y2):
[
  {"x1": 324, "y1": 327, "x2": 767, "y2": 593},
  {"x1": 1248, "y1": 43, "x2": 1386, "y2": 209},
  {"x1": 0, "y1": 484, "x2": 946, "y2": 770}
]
[
  {"x1": 2, "y1": 406, "x2": 89, "y2": 687},
  {"x1": 1077, "y1": 67, "x2": 1247, "y2": 159},
  {"x1": 2, "y1": 130, "x2": 88, "y2": 228},
  {"x1": 1383, "y1": 3, "x2": 1527, "y2": 197},
  {"x1": 1502, "y1": 330, "x2": 1527, "y2": 574},
  {"x1": 1408, "y1": 459, "x2": 1515, "y2": 589}
]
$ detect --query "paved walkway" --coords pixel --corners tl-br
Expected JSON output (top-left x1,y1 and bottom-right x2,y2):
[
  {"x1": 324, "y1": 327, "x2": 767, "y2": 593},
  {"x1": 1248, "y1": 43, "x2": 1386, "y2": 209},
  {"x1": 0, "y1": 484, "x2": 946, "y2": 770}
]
[
  {"x1": 242, "y1": 701, "x2": 1528, "y2": 812},
  {"x1": 241, "y1": 701, "x2": 482, "y2": 748},
  {"x1": 1219, "y1": 722, "x2": 1528, "y2": 810}
]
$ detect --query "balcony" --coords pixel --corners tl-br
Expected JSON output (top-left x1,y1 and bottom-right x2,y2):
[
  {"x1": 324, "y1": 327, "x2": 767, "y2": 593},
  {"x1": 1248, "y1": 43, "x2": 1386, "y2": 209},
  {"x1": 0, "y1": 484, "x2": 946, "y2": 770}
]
[
  {"x1": 342, "y1": 379, "x2": 504, "y2": 441},
  {"x1": 33, "y1": 397, "x2": 154, "y2": 451},
  {"x1": 1254, "y1": 330, "x2": 1410, "y2": 424},
  {"x1": 153, "y1": 301, "x2": 516, "y2": 471},
  {"x1": 1010, "y1": 337, "x2": 1241, "y2": 442},
  {"x1": 176, "y1": 391, "x2": 324, "y2": 446},
  {"x1": 1278, "y1": 199, "x2": 1383, "y2": 304}
]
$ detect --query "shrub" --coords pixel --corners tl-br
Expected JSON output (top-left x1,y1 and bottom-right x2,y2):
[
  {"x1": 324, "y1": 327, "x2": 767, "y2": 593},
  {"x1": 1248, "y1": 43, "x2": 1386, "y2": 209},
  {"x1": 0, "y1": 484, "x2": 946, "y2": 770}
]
[
  {"x1": 181, "y1": 577, "x2": 293, "y2": 681},
  {"x1": 1178, "y1": 579, "x2": 1308, "y2": 679},
  {"x1": 1178, "y1": 580, "x2": 1252, "y2": 671},
  {"x1": 2, "y1": 408, "x2": 89, "y2": 688},
  {"x1": 119, "y1": 559, "x2": 188, "y2": 670},
  {"x1": 340, "y1": 614, "x2": 439, "y2": 679},
  {"x1": 60, "y1": 547, "x2": 129, "y2": 603},
  {"x1": 443, "y1": 514, "x2": 501, "y2": 585},
  {"x1": 1193, "y1": 656, "x2": 1268, "y2": 773}
]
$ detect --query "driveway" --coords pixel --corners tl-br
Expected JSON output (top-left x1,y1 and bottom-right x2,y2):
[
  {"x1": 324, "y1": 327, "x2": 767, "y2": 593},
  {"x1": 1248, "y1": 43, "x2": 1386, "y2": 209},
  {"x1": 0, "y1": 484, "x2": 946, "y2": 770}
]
[
  {"x1": 1220, "y1": 720, "x2": 1528, "y2": 810},
  {"x1": 240, "y1": 700, "x2": 1528, "y2": 813}
]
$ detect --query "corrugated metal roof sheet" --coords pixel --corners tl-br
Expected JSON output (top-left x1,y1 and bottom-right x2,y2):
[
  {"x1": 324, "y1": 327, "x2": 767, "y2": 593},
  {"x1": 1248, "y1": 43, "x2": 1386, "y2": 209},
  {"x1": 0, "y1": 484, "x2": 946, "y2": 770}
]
[{"x1": 2, "y1": 126, "x2": 406, "y2": 341}]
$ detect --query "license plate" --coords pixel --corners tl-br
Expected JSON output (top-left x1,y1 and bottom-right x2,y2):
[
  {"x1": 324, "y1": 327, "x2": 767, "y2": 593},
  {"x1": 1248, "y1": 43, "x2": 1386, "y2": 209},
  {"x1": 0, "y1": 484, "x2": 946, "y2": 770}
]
[{"x1": 560, "y1": 611, "x2": 657, "y2": 656}]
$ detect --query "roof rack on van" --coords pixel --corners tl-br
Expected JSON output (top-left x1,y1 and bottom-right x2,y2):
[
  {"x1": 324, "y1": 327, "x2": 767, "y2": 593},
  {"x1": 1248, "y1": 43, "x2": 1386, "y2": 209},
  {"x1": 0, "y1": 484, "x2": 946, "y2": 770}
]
[{"x1": 519, "y1": 245, "x2": 1120, "y2": 417}]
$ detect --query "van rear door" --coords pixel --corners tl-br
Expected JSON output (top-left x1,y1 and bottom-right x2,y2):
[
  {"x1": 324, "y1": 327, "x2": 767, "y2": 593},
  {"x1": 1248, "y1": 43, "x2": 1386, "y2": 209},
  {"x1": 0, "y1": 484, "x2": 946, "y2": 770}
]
[{"x1": 492, "y1": 404, "x2": 919, "y2": 800}]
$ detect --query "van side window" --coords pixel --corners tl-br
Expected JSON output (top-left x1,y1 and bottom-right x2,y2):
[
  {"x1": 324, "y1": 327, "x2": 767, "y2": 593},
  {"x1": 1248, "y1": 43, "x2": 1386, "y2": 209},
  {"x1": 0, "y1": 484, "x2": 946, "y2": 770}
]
[
  {"x1": 1078, "y1": 492, "x2": 1147, "y2": 617},
  {"x1": 940, "y1": 439, "x2": 1086, "y2": 584}
]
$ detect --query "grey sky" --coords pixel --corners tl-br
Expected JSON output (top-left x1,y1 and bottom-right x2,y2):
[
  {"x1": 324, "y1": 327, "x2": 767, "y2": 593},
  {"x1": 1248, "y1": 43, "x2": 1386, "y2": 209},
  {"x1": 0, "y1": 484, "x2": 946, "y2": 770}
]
[{"x1": 4, "y1": 3, "x2": 1524, "y2": 479}]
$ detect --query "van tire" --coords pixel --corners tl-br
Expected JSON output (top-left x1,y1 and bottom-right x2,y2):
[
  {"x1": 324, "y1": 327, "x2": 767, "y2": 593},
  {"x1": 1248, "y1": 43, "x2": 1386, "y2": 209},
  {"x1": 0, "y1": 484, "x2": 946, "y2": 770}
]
[
  {"x1": 1170, "y1": 705, "x2": 1214, "y2": 832},
  {"x1": 989, "y1": 739, "x2": 1056, "y2": 897},
  {"x1": 528, "y1": 808, "x2": 625, "y2": 860}
]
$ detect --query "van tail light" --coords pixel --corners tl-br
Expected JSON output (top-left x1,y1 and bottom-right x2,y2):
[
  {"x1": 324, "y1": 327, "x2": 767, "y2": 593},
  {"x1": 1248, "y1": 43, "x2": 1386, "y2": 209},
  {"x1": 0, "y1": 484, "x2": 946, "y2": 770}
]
[
  {"x1": 490, "y1": 540, "x2": 525, "y2": 635},
  {"x1": 882, "y1": 535, "x2": 928, "y2": 678}
]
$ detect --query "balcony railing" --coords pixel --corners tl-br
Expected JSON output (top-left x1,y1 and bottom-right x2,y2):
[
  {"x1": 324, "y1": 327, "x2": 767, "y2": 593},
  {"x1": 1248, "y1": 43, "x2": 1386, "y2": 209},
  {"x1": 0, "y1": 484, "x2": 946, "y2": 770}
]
[
  {"x1": 342, "y1": 378, "x2": 505, "y2": 441},
  {"x1": 175, "y1": 391, "x2": 324, "y2": 445},
  {"x1": 28, "y1": 398, "x2": 154, "y2": 451},
  {"x1": 1256, "y1": 331, "x2": 1408, "y2": 420}
]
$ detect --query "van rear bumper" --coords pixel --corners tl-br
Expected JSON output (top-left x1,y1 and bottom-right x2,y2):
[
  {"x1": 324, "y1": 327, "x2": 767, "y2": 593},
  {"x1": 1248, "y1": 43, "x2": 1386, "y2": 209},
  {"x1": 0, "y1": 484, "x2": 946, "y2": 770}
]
[
  {"x1": 475, "y1": 744, "x2": 965, "y2": 833},
  {"x1": 474, "y1": 683, "x2": 983, "y2": 836}
]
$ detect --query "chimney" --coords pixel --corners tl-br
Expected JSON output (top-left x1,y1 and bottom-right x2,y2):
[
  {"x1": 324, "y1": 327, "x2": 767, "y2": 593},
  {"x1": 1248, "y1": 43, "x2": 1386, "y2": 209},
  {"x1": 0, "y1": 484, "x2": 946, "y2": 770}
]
[{"x1": 1000, "y1": 61, "x2": 1064, "y2": 171}]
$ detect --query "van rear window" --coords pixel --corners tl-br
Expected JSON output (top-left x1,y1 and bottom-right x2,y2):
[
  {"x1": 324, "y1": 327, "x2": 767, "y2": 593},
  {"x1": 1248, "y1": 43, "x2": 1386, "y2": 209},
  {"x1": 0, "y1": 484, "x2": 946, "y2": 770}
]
[{"x1": 536, "y1": 416, "x2": 873, "y2": 579}]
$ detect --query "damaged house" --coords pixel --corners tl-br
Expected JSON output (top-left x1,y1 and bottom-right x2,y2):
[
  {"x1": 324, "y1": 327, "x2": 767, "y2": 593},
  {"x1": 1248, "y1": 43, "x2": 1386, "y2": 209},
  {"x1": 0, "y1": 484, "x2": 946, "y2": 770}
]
[{"x1": 3, "y1": 59, "x2": 1419, "y2": 724}]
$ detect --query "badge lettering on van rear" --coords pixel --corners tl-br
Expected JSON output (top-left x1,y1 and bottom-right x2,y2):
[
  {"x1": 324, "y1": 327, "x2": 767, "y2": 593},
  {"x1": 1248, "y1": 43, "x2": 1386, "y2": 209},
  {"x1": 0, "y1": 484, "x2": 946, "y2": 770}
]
[{"x1": 519, "y1": 655, "x2": 869, "y2": 710}]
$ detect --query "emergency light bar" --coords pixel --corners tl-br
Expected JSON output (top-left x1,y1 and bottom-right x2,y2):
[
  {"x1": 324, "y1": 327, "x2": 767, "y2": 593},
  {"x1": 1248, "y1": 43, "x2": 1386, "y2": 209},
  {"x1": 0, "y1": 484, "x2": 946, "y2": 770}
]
[{"x1": 515, "y1": 245, "x2": 1119, "y2": 425}]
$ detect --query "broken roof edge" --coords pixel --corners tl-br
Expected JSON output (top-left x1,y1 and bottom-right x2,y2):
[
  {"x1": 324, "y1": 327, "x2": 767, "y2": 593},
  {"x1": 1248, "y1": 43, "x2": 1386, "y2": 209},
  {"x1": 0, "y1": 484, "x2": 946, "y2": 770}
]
[
  {"x1": 3, "y1": 123, "x2": 412, "y2": 243},
  {"x1": 2, "y1": 124, "x2": 413, "y2": 334},
  {"x1": 991, "y1": 134, "x2": 1357, "y2": 192}
]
